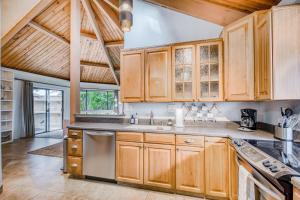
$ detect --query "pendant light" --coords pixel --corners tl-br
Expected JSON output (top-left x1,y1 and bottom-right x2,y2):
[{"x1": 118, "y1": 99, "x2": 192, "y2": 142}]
[{"x1": 119, "y1": 0, "x2": 133, "y2": 32}]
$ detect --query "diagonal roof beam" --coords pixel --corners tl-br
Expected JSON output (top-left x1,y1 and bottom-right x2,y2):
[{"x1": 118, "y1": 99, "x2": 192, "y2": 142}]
[
  {"x1": 81, "y1": 32, "x2": 124, "y2": 47},
  {"x1": 1, "y1": 0, "x2": 54, "y2": 47},
  {"x1": 92, "y1": 0, "x2": 122, "y2": 35},
  {"x1": 81, "y1": 0, "x2": 119, "y2": 85},
  {"x1": 80, "y1": 61, "x2": 109, "y2": 68},
  {"x1": 103, "y1": 0, "x2": 119, "y2": 12},
  {"x1": 28, "y1": 21, "x2": 70, "y2": 45}
]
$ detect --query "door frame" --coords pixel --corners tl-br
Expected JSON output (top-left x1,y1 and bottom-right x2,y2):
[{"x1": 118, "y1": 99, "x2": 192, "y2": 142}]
[{"x1": 33, "y1": 87, "x2": 64, "y2": 134}]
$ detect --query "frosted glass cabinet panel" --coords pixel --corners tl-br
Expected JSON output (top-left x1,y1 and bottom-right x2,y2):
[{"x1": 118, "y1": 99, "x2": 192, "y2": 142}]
[
  {"x1": 172, "y1": 45, "x2": 196, "y2": 101},
  {"x1": 196, "y1": 41, "x2": 223, "y2": 101}
]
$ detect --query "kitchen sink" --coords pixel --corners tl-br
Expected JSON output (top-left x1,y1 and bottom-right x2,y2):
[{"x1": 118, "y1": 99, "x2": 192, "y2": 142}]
[{"x1": 125, "y1": 124, "x2": 172, "y2": 131}]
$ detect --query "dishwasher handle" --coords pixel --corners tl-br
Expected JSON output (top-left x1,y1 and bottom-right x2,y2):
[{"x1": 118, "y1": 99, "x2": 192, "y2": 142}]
[{"x1": 84, "y1": 131, "x2": 114, "y2": 137}]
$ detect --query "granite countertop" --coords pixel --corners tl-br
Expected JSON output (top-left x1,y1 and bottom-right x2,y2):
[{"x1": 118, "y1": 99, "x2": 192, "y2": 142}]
[{"x1": 67, "y1": 122, "x2": 275, "y2": 141}]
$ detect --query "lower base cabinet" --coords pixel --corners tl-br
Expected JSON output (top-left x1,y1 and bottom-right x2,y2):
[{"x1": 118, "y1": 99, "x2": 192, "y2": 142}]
[
  {"x1": 116, "y1": 141, "x2": 144, "y2": 184},
  {"x1": 67, "y1": 156, "x2": 82, "y2": 176},
  {"x1": 205, "y1": 137, "x2": 229, "y2": 198},
  {"x1": 144, "y1": 143, "x2": 175, "y2": 189},
  {"x1": 176, "y1": 146, "x2": 205, "y2": 194}
]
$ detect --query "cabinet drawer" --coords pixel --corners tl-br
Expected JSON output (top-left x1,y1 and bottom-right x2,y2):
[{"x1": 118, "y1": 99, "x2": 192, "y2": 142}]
[
  {"x1": 67, "y1": 156, "x2": 82, "y2": 176},
  {"x1": 68, "y1": 129, "x2": 83, "y2": 139},
  {"x1": 144, "y1": 133, "x2": 175, "y2": 145},
  {"x1": 205, "y1": 136, "x2": 227, "y2": 143},
  {"x1": 67, "y1": 138, "x2": 82, "y2": 157},
  {"x1": 176, "y1": 135, "x2": 204, "y2": 147},
  {"x1": 116, "y1": 132, "x2": 143, "y2": 142}
]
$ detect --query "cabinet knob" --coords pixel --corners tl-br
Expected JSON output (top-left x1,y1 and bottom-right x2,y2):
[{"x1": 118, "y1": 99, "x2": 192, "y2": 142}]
[
  {"x1": 71, "y1": 132, "x2": 78, "y2": 136},
  {"x1": 71, "y1": 145, "x2": 78, "y2": 149}
]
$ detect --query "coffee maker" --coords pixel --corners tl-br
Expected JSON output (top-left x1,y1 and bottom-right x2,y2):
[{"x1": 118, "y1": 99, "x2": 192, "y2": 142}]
[{"x1": 239, "y1": 109, "x2": 257, "y2": 131}]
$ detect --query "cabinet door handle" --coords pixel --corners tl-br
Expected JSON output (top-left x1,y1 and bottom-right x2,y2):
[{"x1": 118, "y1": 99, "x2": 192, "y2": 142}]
[
  {"x1": 71, "y1": 145, "x2": 78, "y2": 149},
  {"x1": 71, "y1": 163, "x2": 78, "y2": 168},
  {"x1": 184, "y1": 139, "x2": 194, "y2": 144},
  {"x1": 71, "y1": 132, "x2": 78, "y2": 136}
]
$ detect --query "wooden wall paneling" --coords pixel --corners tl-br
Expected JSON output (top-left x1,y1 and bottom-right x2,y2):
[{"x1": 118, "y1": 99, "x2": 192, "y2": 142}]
[
  {"x1": 145, "y1": 46, "x2": 172, "y2": 102},
  {"x1": 70, "y1": 0, "x2": 81, "y2": 123},
  {"x1": 1, "y1": 0, "x2": 54, "y2": 47},
  {"x1": 272, "y1": 5, "x2": 300, "y2": 100},
  {"x1": 254, "y1": 10, "x2": 272, "y2": 100}
]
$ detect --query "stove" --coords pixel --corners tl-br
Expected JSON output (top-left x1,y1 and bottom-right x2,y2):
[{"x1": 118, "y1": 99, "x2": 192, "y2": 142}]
[{"x1": 232, "y1": 139, "x2": 300, "y2": 199}]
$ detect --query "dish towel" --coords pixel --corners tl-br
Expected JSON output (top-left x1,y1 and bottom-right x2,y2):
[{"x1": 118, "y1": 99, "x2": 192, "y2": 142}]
[{"x1": 238, "y1": 165, "x2": 255, "y2": 200}]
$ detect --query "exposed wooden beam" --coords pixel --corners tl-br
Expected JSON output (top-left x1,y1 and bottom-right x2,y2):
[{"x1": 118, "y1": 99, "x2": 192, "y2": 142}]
[
  {"x1": 1, "y1": 0, "x2": 54, "y2": 47},
  {"x1": 103, "y1": 0, "x2": 119, "y2": 12},
  {"x1": 92, "y1": 0, "x2": 122, "y2": 35},
  {"x1": 70, "y1": 0, "x2": 81, "y2": 123},
  {"x1": 144, "y1": 0, "x2": 248, "y2": 26},
  {"x1": 105, "y1": 40, "x2": 124, "y2": 47},
  {"x1": 81, "y1": 0, "x2": 120, "y2": 85},
  {"x1": 80, "y1": 32, "x2": 124, "y2": 47},
  {"x1": 28, "y1": 21, "x2": 70, "y2": 45},
  {"x1": 80, "y1": 61, "x2": 109, "y2": 68}
]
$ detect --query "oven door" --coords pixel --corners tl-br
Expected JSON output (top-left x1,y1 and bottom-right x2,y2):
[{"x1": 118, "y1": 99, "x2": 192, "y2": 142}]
[{"x1": 236, "y1": 155, "x2": 286, "y2": 200}]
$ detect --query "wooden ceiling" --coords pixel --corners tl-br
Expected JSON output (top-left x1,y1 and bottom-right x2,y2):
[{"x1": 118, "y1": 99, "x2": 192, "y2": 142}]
[
  {"x1": 1, "y1": 0, "x2": 281, "y2": 85},
  {"x1": 145, "y1": 0, "x2": 281, "y2": 26},
  {"x1": 1, "y1": 0, "x2": 123, "y2": 85}
]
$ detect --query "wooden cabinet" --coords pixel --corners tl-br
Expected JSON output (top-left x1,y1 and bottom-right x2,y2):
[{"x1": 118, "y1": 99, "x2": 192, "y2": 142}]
[
  {"x1": 254, "y1": 10, "x2": 272, "y2": 100},
  {"x1": 116, "y1": 141, "x2": 144, "y2": 184},
  {"x1": 272, "y1": 5, "x2": 300, "y2": 100},
  {"x1": 120, "y1": 50, "x2": 145, "y2": 102},
  {"x1": 229, "y1": 144, "x2": 238, "y2": 200},
  {"x1": 196, "y1": 40, "x2": 223, "y2": 101},
  {"x1": 67, "y1": 129, "x2": 83, "y2": 176},
  {"x1": 144, "y1": 143, "x2": 175, "y2": 189},
  {"x1": 224, "y1": 15, "x2": 255, "y2": 101},
  {"x1": 172, "y1": 45, "x2": 196, "y2": 101},
  {"x1": 176, "y1": 145, "x2": 205, "y2": 194},
  {"x1": 145, "y1": 47, "x2": 171, "y2": 102},
  {"x1": 205, "y1": 137, "x2": 229, "y2": 198},
  {"x1": 294, "y1": 187, "x2": 300, "y2": 200}
]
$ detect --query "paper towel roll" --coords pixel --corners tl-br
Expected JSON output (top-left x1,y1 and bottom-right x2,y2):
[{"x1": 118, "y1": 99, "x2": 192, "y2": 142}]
[{"x1": 176, "y1": 108, "x2": 184, "y2": 127}]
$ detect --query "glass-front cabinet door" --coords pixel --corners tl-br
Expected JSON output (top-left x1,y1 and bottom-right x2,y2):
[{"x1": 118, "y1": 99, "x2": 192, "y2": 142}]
[
  {"x1": 172, "y1": 45, "x2": 196, "y2": 101},
  {"x1": 196, "y1": 41, "x2": 223, "y2": 101}
]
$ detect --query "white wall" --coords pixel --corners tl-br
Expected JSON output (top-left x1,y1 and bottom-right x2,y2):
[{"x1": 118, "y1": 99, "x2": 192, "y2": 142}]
[
  {"x1": 1, "y1": 0, "x2": 40, "y2": 37},
  {"x1": 124, "y1": 0, "x2": 223, "y2": 49},
  {"x1": 278, "y1": 0, "x2": 300, "y2": 5}
]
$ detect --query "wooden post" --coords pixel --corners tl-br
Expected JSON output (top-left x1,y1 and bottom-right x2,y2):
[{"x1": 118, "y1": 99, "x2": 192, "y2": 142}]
[{"x1": 70, "y1": 0, "x2": 81, "y2": 123}]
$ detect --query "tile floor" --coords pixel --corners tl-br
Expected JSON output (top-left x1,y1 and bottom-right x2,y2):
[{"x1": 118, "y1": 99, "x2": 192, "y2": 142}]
[{"x1": 1, "y1": 138, "x2": 204, "y2": 200}]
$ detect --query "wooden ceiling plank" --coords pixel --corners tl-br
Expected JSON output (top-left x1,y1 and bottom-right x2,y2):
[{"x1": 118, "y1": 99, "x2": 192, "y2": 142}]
[
  {"x1": 1, "y1": 0, "x2": 55, "y2": 47},
  {"x1": 144, "y1": 0, "x2": 248, "y2": 26},
  {"x1": 80, "y1": 61, "x2": 109, "y2": 68},
  {"x1": 103, "y1": 0, "x2": 119, "y2": 12},
  {"x1": 28, "y1": 21, "x2": 70, "y2": 45},
  {"x1": 92, "y1": 0, "x2": 122, "y2": 35},
  {"x1": 81, "y1": 0, "x2": 119, "y2": 85}
]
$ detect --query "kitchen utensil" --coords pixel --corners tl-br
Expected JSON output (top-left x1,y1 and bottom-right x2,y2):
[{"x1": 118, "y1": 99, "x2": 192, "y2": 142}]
[{"x1": 284, "y1": 108, "x2": 294, "y2": 118}]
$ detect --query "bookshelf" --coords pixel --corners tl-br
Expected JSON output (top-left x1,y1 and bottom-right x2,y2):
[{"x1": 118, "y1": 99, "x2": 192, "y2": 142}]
[{"x1": 1, "y1": 70, "x2": 14, "y2": 144}]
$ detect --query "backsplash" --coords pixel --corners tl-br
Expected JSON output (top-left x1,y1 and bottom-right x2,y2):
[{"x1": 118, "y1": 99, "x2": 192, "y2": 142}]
[{"x1": 123, "y1": 100, "x2": 300, "y2": 127}]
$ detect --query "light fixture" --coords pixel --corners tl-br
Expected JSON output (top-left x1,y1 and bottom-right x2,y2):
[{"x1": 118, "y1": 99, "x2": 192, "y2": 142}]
[{"x1": 119, "y1": 0, "x2": 133, "y2": 32}]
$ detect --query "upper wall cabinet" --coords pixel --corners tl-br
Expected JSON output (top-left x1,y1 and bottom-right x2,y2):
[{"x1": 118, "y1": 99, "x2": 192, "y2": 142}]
[
  {"x1": 145, "y1": 47, "x2": 172, "y2": 102},
  {"x1": 272, "y1": 5, "x2": 300, "y2": 100},
  {"x1": 120, "y1": 50, "x2": 144, "y2": 102},
  {"x1": 223, "y1": 15, "x2": 255, "y2": 101},
  {"x1": 254, "y1": 10, "x2": 272, "y2": 100},
  {"x1": 196, "y1": 41, "x2": 223, "y2": 101},
  {"x1": 172, "y1": 45, "x2": 196, "y2": 101}
]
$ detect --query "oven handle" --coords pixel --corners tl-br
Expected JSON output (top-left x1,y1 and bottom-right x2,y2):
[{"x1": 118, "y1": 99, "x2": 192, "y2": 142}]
[{"x1": 235, "y1": 156, "x2": 283, "y2": 200}]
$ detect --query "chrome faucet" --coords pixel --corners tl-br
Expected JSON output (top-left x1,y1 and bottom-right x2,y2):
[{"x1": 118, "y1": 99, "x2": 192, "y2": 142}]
[{"x1": 150, "y1": 111, "x2": 154, "y2": 125}]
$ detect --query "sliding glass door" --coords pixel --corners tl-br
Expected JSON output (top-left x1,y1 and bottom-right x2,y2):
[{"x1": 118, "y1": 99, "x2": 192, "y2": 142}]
[{"x1": 33, "y1": 88, "x2": 63, "y2": 134}]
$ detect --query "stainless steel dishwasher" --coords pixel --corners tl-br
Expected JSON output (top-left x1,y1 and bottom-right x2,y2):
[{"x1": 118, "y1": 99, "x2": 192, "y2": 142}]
[{"x1": 83, "y1": 130, "x2": 115, "y2": 180}]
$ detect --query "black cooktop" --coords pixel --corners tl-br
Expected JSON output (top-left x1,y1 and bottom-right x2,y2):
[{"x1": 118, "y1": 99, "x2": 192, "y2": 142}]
[{"x1": 245, "y1": 139, "x2": 300, "y2": 174}]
